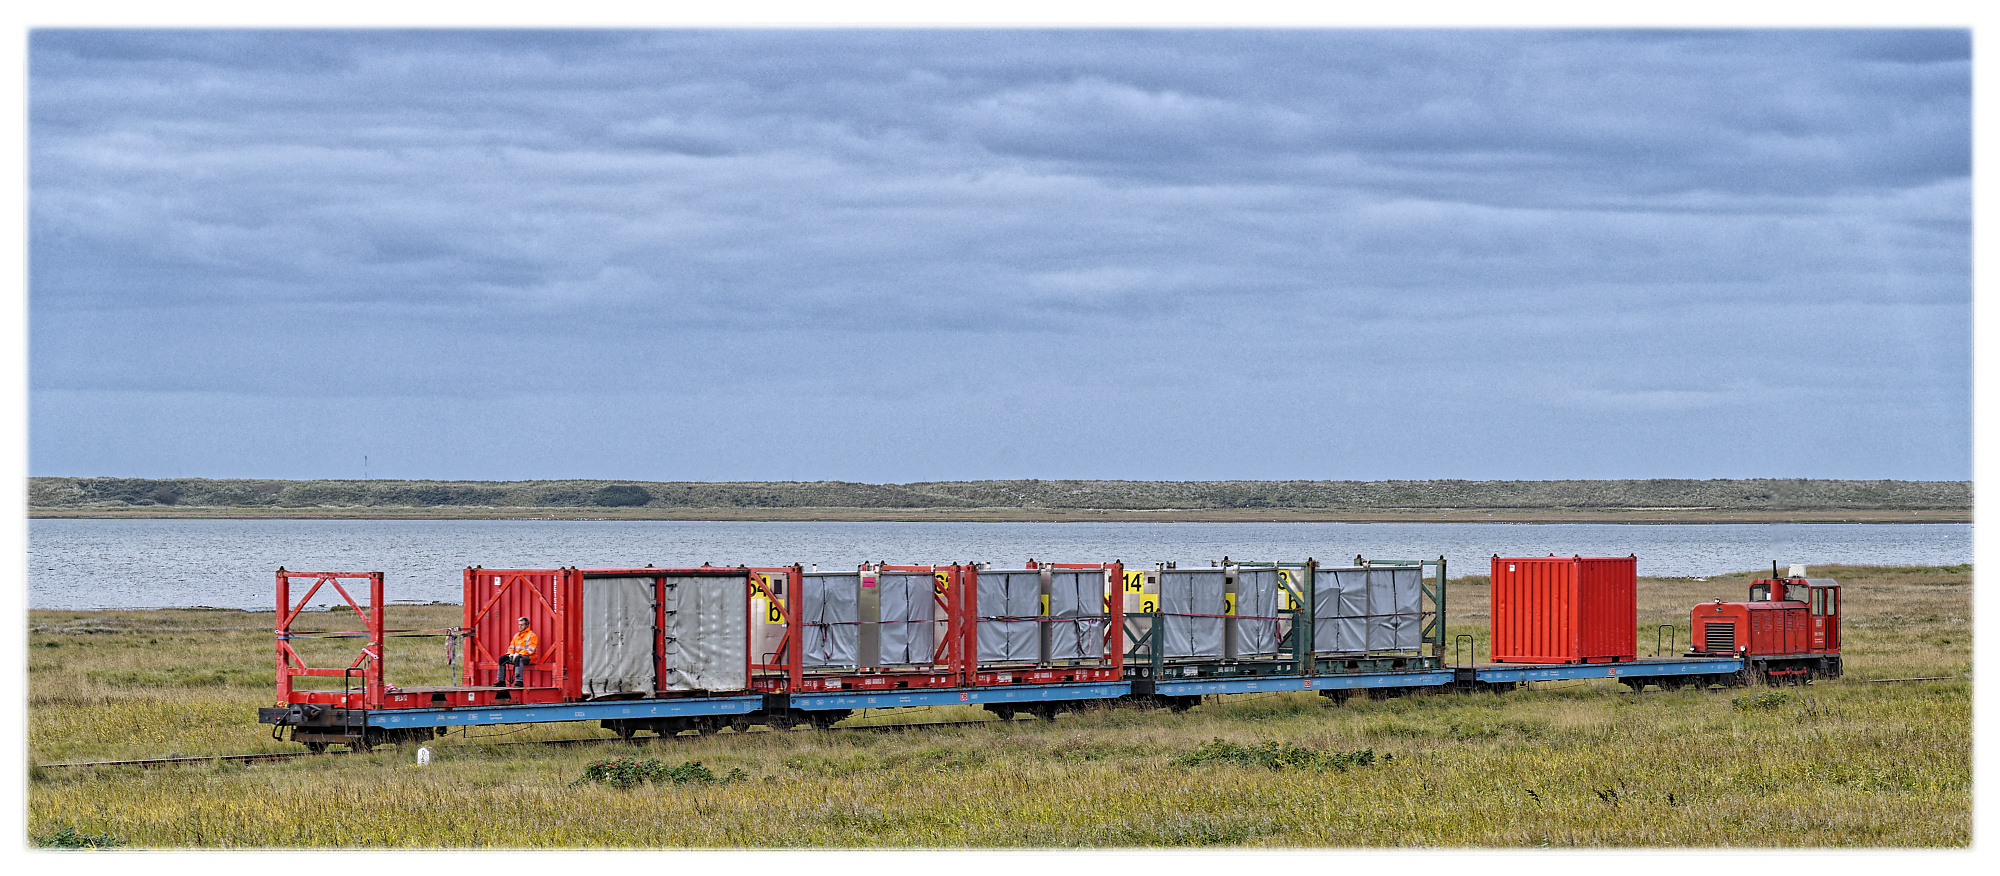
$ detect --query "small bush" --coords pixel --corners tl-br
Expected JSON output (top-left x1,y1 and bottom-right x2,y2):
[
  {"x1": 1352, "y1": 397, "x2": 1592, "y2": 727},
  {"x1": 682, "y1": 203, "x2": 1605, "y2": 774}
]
[
  {"x1": 1732, "y1": 691, "x2": 1790, "y2": 711},
  {"x1": 34, "y1": 825, "x2": 126, "y2": 848},
  {"x1": 591, "y1": 485, "x2": 653, "y2": 507},
  {"x1": 573, "y1": 757, "x2": 747, "y2": 789},
  {"x1": 1176, "y1": 738, "x2": 1386, "y2": 771}
]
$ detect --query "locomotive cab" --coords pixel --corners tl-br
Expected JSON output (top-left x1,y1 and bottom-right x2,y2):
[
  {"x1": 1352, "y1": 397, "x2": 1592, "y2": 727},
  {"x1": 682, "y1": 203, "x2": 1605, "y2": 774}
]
[{"x1": 1688, "y1": 569, "x2": 1841, "y2": 683}]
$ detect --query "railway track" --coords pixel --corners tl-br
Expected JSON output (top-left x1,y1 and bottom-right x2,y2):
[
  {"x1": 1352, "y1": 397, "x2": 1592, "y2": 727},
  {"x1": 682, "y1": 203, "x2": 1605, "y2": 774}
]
[
  {"x1": 42, "y1": 673, "x2": 1966, "y2": 772},
  {"x1": 35, "y1": 718, "x2": 1008, "y2": 771}
]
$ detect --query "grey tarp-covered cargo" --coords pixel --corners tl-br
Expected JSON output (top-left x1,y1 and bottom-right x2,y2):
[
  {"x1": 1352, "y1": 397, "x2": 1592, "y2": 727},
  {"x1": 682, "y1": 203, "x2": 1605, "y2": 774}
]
[
  {"x1": 581, "y1": 576, "x2": 656, "y2": 697},
  {"x1": 658, "y1": 574, "x2": 748, "y2": 692},
  {"x1": 878, "y1": 572, "x2": 936, "y2": 665},
  {"x1": 977, "y1": 570, "x2": 1041, "y2": 663},
  {"x1": 1312, "y1": 567, "x2": 1423, "y2": 654},
  {"x1": 1160, "y1": 569, "x2": 1226, "y2": 659},
  {"x1": 802, "y1": 573, "x2": 860, "y2": 669},
  {"x1": 1228, "y1": 568, "x2": 1282, "y2": 658},
  {"x1": 1045, "y1": 570, "x2": 1106, "y2": 662}
]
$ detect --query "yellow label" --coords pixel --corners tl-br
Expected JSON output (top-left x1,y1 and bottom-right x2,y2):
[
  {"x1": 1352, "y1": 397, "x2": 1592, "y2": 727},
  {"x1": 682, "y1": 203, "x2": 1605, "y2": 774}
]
[
  {"x1": 1276, "y1": 569, "x2": 1301, "y2": 610},
  {"x1": 1139, "y1": 596, "x2": 1159, "y2": 614},
  {"x1": 766, "y1": 601, "x2": 785, "y2": 625},
  {"x1": 934, "y1": 571, "x2": 950, "y2": 594},
  {"x1": 1225, "y1": 592, "x2": 1237, "y2": 615},
  {"x1": 1123, "y1": 570, "x2": 1146, "y2": 593},
  {"x1": 1040, "y1": 594, "x2": 1050, "y2": 616}
]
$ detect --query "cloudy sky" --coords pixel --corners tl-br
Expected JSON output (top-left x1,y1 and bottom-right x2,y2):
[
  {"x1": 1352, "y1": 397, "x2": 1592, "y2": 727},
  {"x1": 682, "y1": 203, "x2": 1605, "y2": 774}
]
[{"x1": 27, "y1": 28, "x2": 1971, "y2": 482}]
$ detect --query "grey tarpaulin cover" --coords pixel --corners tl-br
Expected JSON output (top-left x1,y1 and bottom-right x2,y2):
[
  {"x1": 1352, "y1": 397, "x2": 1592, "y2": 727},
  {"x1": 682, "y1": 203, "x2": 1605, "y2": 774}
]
[
  {"x1": 802, "y1": 573, "x2": 860, "y2": 668},
  {"x1": 581, "y1": 576, "x2": 656, "y2": 696},
  {"x1": 1160, "y1": 569, "x2": 1226, "y2": 658},
  {"x1": 1312, "y1": 567, "x2": 1423, "y2": 654},
  {"x1": 658, "y1": 575, "x2": 748, "y2": 691},
  {"x1": 1228, "y1": 568, "x2": 1282, "y2": 658},
  {"x1": 977, "y1": 570, "x2": 1040, "y2": 663},
  {"x1": 878, "y1": 572, "x2": 936, "y2": 665},
  {"x1": 1045, "y1": 570, "x2": 1105, "y2": 662}
]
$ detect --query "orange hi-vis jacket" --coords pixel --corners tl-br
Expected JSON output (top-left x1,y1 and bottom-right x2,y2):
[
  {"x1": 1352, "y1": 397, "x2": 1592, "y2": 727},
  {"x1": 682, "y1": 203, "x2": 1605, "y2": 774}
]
[{"x1": 506, "y1": 629, "x2": 539, "y2": 659}]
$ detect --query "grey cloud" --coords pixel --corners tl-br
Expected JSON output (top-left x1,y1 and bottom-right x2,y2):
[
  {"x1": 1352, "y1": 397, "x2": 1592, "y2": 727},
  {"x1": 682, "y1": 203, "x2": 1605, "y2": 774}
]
[{"x1": 28, "y1": 29, "x2": 1969, "y2": 480}]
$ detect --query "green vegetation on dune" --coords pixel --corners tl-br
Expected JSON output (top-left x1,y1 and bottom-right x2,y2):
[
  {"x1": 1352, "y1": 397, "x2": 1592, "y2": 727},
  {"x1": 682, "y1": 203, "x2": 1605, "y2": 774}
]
[
  {"x1": 26, "y1": 564, "x2": 1971, "y2": 847},
  {"x1": 28, "y1": 476, "x2": 1972, "y2": 516}
]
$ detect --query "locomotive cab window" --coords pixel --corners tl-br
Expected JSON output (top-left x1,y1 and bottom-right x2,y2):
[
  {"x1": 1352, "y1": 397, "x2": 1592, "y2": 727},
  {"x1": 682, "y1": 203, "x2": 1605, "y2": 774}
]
[
  {"x1": 1811, "y1": 589, "x2": 1825, "y2": 616},
  {"x1": 1750, "y1": 583, "x2": 1770, "y2": 601},
  {"x1": 1785, "y1": 583, "x2": 1809, "y2": 603}
]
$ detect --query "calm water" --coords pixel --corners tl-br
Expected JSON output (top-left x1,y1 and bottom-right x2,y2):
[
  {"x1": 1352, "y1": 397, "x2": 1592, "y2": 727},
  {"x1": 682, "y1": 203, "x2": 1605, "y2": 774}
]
[{"x1": 26, "y1": 518, "x2": 1971, "y2": 610}]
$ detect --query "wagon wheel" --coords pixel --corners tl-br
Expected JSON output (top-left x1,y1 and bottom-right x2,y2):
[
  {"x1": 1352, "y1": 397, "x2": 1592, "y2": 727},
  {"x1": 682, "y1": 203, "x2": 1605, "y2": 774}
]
[
  {"x1": 989, "y1": 706, "x2": 1016, "y2": 721},
  {"x1": 1656, "y1": 678, "x2": 1685, "y2": 691},
  {"x1": 612, "y1": 723, "x2": 640, "y2": 742},
  {"x1": 763, "y1": 712, "x2": 798, "y2": 731},
  {"x1": 1322, "y1": 690, "x2": 1352, "y2": 707},
  {"x1": 1028, "y1": 704, "x2": 1059, "y2": 722},
  {"x1": 303, "y1": 741, "x2": 328, "y2": 754},
  {"x1": 806, "y1": 712, "x2": 845, "y2": 730},
  {"x1": 728, "y1": 715, "x2": 753, "y2": 733},
  {"x1": 692, "y1": 717, "x2": 722, "y2": 735}
]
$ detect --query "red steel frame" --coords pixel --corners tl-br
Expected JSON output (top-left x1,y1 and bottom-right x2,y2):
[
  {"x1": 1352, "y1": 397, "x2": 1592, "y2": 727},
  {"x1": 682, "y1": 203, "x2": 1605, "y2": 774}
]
[
  {"x1": 274, "y1": 560, "x2": 1128, "y2": 714},
  {"x1": 639, "y1": 565, "x2": 758, "y2": 698},
  {"x1": 274, "y1": 570, "x2": 385, "y2": 710},
  {"x1": 966, "y1": 561, "x2": 1125, "y2": 687},
  {"x1": 746, "y1": 565, "x2": 806, "y2": 693},
  {"x1": 766, "y1": 563, "x2": 976, "y2": 693},
  {"x1": 1038, "y1": 561, "x2": 1125, "y2": 678}
]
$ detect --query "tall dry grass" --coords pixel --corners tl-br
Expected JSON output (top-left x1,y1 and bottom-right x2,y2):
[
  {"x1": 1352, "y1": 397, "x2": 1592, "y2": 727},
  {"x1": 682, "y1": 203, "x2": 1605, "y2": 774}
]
[{"x1": 28, "y1": 565, "x2": 1970, "y2": 847}]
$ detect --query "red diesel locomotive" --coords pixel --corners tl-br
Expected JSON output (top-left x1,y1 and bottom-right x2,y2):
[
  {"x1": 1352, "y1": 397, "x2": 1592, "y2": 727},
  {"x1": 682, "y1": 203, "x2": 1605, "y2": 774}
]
[{"x1": 1686, "y1": 567, "x2": 1842, "y2": 683}]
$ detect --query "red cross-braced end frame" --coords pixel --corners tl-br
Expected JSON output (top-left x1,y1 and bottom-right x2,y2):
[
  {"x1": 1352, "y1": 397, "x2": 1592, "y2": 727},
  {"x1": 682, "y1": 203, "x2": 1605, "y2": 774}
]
[{"x1": 274, "y1": 570, "x2": 384, "y2": 709}]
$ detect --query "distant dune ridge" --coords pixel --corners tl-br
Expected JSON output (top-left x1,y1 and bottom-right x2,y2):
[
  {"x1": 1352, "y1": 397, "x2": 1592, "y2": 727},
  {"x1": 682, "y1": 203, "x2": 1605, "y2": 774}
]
[{"x1": 26, "y1": 477, "x2": 1971, "y2": 514}]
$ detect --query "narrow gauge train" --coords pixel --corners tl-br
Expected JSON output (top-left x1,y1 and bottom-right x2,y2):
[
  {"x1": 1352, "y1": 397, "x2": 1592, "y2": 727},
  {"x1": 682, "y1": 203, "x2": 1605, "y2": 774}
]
[{"x1": 257, "y1": 555, "x2": 1838, "y2": 752}]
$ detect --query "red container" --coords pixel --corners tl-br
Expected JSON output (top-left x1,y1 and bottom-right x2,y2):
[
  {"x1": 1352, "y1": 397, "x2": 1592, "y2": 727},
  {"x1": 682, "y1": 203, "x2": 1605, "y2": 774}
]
[
  {"x1": 462, "y1": 567, "x2": 574, "y2": 692},
  {"x1": 1489, "y1": 555, "x2": 1636, "y2": 664}
]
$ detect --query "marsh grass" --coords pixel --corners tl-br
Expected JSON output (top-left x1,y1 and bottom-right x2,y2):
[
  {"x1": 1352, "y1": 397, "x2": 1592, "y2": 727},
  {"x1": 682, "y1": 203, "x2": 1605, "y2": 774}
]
[{"x1": 27, "y1": 565, "x2": 1970, "y2": 847}]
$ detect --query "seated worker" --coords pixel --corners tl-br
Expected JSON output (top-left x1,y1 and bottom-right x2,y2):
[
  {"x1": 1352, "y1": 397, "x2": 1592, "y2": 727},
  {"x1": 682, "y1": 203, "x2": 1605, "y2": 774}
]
[{"x1": 499, "y1": 616, "x2": 538, "y2": 687}]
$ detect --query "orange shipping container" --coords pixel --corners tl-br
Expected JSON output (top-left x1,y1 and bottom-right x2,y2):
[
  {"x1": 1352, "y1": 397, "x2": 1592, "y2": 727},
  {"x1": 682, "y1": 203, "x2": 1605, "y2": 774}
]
[{"x1": 1489, "y1": 555, "x2": 1636, "y2": 664}]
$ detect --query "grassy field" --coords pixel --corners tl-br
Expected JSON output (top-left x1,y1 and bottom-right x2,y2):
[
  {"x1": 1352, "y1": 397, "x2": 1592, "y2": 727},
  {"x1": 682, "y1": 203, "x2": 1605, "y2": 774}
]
[{"x1": 26, "y1": 564, "x2": 1970, "y2": 848}]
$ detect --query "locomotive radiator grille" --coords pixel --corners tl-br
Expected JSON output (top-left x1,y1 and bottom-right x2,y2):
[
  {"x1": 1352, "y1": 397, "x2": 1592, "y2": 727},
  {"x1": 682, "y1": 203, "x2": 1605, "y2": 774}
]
[{"x1": 1703, "y1": 622, "x2": 1736, "y2": 653}]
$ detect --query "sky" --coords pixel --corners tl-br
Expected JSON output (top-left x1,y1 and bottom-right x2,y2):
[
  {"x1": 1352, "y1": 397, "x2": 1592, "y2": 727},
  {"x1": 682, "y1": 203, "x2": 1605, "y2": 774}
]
[{"x1": 24, "y1": 27, "x2": 1973, "y2": 483}]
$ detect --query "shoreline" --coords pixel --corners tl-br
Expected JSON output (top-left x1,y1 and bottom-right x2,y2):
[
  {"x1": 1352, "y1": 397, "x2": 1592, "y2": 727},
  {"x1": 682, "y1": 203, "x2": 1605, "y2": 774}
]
[{"x1": 28, "y1": 507, "x2": 1971, "y2": 524}]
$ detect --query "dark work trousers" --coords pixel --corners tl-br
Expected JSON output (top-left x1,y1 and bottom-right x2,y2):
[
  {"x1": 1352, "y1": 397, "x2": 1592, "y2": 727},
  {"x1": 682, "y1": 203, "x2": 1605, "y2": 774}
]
[{"x1": 499, "y1": 654, "x2": 530, "y2": 686}]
